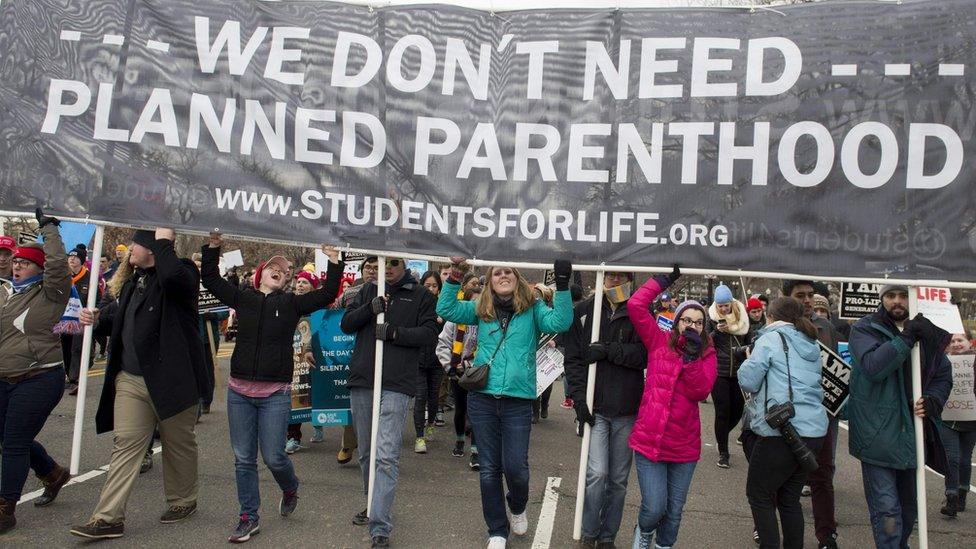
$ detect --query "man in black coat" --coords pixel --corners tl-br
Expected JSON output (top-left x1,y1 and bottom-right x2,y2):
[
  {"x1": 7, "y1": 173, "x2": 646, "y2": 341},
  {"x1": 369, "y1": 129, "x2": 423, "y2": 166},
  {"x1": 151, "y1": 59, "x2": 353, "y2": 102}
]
[
  {"x1": 70, "y1": 228, "x2": 208, "y2": 540},
  {"x1": 340, "y1": 257, "x2": 439, "y2": 548},
  {"x1": 564, "y1": 271, "x2": 648, "y2": 546}
]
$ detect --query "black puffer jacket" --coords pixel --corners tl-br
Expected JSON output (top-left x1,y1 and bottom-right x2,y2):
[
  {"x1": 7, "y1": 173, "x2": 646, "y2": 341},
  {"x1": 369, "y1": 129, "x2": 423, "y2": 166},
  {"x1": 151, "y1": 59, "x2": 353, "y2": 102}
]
[
  {"x1": 201, "y1": 246, "x2": 343, "y2": 382},
  {"x1": 564, "y1": 295, "x2": 647, "y2": 417}
]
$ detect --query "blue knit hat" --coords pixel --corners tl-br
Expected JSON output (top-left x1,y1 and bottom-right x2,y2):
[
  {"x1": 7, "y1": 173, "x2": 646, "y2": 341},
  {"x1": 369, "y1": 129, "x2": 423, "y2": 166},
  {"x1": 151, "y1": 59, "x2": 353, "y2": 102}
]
[{"x1": 714, "y1": 284, "x2": 734, "y2": 304}]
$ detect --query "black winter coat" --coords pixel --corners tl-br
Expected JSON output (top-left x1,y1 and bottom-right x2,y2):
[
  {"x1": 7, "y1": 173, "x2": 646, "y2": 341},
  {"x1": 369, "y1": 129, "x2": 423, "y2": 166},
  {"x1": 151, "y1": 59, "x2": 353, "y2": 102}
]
[
  {"x1": 95, "y1": 239, "x2": 209, "y2": 434},
  {"x1": 341, "y1": 277, "x2": 439, "y2": 397},
  {"x1": 200, "y1": 246, "x2": 343, "y2": 382},
  {"x1": 564, "y1": 296, "x2": 648, "y2": 417}
]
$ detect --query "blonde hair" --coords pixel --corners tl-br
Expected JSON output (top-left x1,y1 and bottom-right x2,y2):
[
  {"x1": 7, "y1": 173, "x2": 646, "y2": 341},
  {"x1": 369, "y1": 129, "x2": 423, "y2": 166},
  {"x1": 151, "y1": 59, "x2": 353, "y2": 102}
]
[
  {"x1": 109, "y1": 250, "x2": 134, "y2": 298},
  {"x1": 533, "y1": 283, "x2": 554, "y2": 307},
  {"x1": 474, "y1": 266, "x2": 536, "y2": 321}
]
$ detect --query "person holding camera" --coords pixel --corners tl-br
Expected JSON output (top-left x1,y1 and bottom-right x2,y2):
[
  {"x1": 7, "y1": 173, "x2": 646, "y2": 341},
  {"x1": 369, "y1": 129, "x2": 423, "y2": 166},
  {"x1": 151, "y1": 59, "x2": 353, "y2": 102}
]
[{"x1": 738, "y1": 297, "x2": 827, "y2": 549}]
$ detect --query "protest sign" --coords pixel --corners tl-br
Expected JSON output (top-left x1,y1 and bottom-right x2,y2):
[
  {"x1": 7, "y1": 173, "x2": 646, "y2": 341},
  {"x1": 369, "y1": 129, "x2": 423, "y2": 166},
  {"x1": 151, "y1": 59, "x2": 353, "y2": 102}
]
[
  {"x1": 289, "y1": 316, "x2": 314, "y2": 424},
  {"x1": 2, "y1": 0, "x2": 974, "y2": 282},
  {"x1": 942, "y1": 354, "x2": 976, "y2": 422},
  {"x1": 309, "y1": 308, "x2": 354, "y2": 426},
  {"x1": 657, "y1": 312, "x2": 674, "y2": 333},
  {"x1": 407, "y1": 259, "x2": 429, "y2": 281},
  {"x1": 915, "y1": 287, "x2": 965, "y2": 335},
  {"x1": 819, "y1": 341, "x2": 851, "y2": 417},
  {"x1": 839, "y1": 283, "x2": 882, "y2": 320},
  {"x1": 17, "y1": 231, "x2": 37, "y2": 245},
  {"x1": 198, "y1": 284, "x2": 228, "y2": 314},
  {"x1": 537, "y1": 335, "x2": 564, "y2": 398},
  {"x1": 221, "y1": 249, "x2": 244, "y2": 269}
]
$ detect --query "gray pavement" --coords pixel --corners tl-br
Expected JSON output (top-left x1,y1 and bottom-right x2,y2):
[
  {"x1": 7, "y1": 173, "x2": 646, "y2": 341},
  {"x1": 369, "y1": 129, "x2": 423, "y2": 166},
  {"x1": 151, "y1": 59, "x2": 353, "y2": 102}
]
[{"x1": 5, "y1": 347, "x2": 975, "y2": 548}]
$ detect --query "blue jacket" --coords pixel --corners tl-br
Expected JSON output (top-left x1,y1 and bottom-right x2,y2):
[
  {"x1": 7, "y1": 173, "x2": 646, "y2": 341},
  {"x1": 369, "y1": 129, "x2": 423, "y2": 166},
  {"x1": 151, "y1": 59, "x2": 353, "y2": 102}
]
[
  {"x1": 738, "y1": 323, "x2": 828, "y2": 438},
  {"x1": 436, "y1": 280, "x2": 573, "y2": 400}
]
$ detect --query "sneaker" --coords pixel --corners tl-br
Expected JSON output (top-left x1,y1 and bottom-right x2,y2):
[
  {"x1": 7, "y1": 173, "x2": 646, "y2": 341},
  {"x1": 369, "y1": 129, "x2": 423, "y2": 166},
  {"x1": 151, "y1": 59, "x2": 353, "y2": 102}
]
[
  {"x1": 415, "y1": 437, "x2": 428, "y2": 454},
  {"x1": 279, "y1": 490, "x2": 298, "y2": 517},
  {"x1": 425, "y1": 424, "x2": 436, "y2": 440},
  {"x1": 595, "y1": 542, "x2": 615, "y2": 549},
  {"x1": 941, "y1": 492, "x2": 960, "y2": 517},
  {"x1": 561, "y1": 397, "x2": 574, "y2": 409},
  {"x1": 801, "y1": 485, "x2": 812, "y2": 497},
  {"x1": 717, "y1": 454, "x2": 730, "y2": 469},
  {"x1": 33, "y1": 464, "x2": 71, "y2": 507},
  {"x1": 507, "y1": 507, "x2": 528, "y2": 536},
  {"x1": 228, "y1": 514, "x2": 259, "y2": 543},
  {"x1": 469, "y1": 452, "x2": 480, "y2": 470},
  {"x1": 352, "y1": 508, "x2": 368, "y2": 526},
  {"x1": 632, "y1": 525, "x2": 653, "y2": 549},
  {"x1": 70, "y1": 519, "x2": 125, "y2": 539},
  {"x1": 140, "y1": 450, "x2": 154, "y2": 474},
  {"x1": 371, "y1": 536, "x2": 390, "y2": 548},
  {"x1": 201, "y1": 403, "x2": 211, "y2": 415},
  {"x1": 434, "y1": 412, "x2": 446, "y2": 427},
  {"x1": 817, "y1": 531, "x2": 838, "y2": 549},
  {"x1": 487, "y1": 536, "x2": 507, "y2": 549},
  {"x1": 532, "y1": 410, "x2": 540, "y2": 424},
  {"x1": 337, "y1": 447, "x2": 353, "y2": 465},
  {"x1": 160, "y1": 502, "x2": 197, "y2": 523},
  {"x1": 579, "y1": 535, "x2": 597, "y2": 547},
  {"x1": 753, "y1": 528, "x2": 760, "y2": 545},
  {"x1": 540, "y1": 407, "x2": 548, "y2": 419},
  {"x1": 285, "y1": 438, "x2": 301, "y2": 454},
  {"x1": 310, "y1": 427, "x2": 324, "y2": 443},
  {"x1": 68, "y1": 383, "x2": 79, "y2": 396},
  {"x1": 452, "y1": 440, "x2": 465, "y2": 457},
  {"x1": 959, "y1": 488, "x2": 968, "y2": 512}
]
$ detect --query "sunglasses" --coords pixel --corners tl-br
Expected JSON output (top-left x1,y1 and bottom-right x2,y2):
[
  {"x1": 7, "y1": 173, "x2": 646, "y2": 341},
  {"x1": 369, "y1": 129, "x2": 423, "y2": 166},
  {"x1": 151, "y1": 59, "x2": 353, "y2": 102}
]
[{"x1": 387, "y1": 259, "x2": 403, "y2": 267}]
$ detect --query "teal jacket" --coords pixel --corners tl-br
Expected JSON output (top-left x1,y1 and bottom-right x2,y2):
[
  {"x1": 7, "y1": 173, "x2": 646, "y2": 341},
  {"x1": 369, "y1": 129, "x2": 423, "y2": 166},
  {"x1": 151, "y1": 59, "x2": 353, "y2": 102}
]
[{"x1": 436, "y1": 280, "x2": 573, "y2": 400}]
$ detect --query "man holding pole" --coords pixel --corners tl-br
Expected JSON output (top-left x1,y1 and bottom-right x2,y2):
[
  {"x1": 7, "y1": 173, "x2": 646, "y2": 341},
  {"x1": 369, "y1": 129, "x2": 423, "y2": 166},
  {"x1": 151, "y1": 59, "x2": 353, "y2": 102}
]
[
  {"x1": 70, "y1": 228, "x2": 209, "y2": 539},
  {"x1": 848, "y1": 285, "x2": 952, "y2": 549},
  {"x1": 340, "y1": 257, "x2": 439, "y2": 548},
  {"x1": 563, "y1": 271, "x2": 647, "y2": 548}
]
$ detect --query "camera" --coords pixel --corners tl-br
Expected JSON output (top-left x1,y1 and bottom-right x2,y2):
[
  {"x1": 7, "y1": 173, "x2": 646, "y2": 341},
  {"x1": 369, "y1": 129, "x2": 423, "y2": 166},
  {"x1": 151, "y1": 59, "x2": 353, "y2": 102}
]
[{"x1": 764, "y1": 401, "x2": 819, "y2": 473}]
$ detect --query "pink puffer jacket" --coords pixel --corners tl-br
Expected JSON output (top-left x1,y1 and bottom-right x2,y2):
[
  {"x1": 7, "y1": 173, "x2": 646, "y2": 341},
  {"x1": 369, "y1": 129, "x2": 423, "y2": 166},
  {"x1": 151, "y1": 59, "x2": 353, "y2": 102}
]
[{"x1": 627, "y1": 279, "x2": 718, "y2": 463}]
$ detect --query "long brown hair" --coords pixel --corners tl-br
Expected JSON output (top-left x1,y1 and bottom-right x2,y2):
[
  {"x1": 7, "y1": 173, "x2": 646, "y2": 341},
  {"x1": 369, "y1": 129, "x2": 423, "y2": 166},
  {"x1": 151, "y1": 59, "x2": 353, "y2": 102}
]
[
  {"x1": 767, "y1": 297, "x2": 819, "y2": 340},
  {"x1": 109, "y1": 250, "x2": 134, "y2": 298},
  {"x1": 475, "y1": 266, "x2": 536, "y2": 321}
]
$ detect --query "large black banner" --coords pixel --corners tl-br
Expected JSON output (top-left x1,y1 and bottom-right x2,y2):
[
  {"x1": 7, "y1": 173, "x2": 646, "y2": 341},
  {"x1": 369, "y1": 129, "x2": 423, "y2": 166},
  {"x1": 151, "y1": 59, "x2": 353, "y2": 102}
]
[{"x1": 1, "y1": 0, "x2": 974, "y2": 281}]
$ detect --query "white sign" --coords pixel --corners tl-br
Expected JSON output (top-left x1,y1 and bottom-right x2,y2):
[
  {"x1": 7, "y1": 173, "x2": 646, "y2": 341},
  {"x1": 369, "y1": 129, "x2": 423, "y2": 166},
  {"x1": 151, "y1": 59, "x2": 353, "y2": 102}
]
[
  {"x1": 536, "y1": 344, "x2": 564, "y2": 397},
  {"x1": 221, "y1": 249, "x2": 244, "y2": 268},
  {"x1": 915, "y1": 287, "x2": 965, "y2": 334},
  {"x1": 942, "y1": 354, "x2": 976, "y2": 422}
]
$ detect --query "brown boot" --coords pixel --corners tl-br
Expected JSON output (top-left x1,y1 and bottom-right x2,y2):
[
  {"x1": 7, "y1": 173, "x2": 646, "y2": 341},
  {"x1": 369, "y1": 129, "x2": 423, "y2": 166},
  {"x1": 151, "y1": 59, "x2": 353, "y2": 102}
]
[
  {"x1": 34, "y1": 465, "x2": 71, "y2": 507},
  {"x1": 0, "y1": 499, "x2": 16, "y2": 534}
]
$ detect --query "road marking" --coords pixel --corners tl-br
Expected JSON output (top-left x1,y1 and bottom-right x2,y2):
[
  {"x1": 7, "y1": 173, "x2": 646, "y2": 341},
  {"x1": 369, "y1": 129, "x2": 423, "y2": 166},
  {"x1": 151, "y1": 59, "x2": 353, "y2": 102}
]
[
  {"x1": 531, "y1": 476, "x2": 561, "y2": 549},
  {"x1": 18, "y1": 446, "x2": 162, "y2": 505}
]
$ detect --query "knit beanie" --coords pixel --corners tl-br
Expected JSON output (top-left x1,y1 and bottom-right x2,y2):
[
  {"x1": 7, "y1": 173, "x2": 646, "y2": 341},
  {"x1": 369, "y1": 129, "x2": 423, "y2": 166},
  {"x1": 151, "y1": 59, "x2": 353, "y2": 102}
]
[
  {"x1": 674, "y1": 300, "x2": 706, "y2": 321},
  {"x1": 812, "y1": 294, "x2": 830, "y2": 310},
  {"x1": 13, "y1": 244, "x2": 45, "y2": 268},
  {"x1": 714, "y1": 284, "x2": 734, "y2": 304},
  {"x1": 746, "y1": 297, "x2": 764, "y2": 311},
  {"x1": 131, "y1": 230, "x2": 155, "y2": 249},
  {"x1": 295, "y1": 270, "x2": 320, "y2": 289},
  {"x1": 68, "y1": 244, "x2": 87, "y2": 263},
  {"x1": 879, "y1": 284, "x2": 909, "y2": 298}
]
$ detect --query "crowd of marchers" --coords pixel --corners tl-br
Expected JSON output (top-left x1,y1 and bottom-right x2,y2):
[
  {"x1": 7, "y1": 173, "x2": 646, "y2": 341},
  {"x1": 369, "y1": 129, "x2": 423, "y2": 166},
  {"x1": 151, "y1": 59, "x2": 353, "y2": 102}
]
[{"x1": 0, "y1": 209, "x2": 972, "y2": 549}]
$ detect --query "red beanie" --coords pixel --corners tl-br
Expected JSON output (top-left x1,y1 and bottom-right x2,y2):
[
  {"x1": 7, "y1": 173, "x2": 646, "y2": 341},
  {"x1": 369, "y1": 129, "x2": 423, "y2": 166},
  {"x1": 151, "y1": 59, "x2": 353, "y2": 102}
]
[
  {"x1": 747, "y1": 297, "x2": 764, "y2": 311},
  {"x1": 13, "y1": 246, "x2": 45, "y2": 268},
  {"x1": 295, "y1": 270, "x2": 319, "y2": 289}
]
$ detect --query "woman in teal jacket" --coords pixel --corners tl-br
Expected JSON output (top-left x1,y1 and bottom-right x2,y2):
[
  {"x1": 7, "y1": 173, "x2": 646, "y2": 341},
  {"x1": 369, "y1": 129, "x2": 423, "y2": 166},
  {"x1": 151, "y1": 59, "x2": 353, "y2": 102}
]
[{"x1": 437, "y1": 257, "x2": 573, "y2": 549}]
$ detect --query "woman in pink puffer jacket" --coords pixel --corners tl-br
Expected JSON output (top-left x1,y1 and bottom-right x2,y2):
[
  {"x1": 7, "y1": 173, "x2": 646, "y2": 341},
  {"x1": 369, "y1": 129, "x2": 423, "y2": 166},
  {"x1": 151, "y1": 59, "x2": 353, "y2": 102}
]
[{"x1": 626, "y1": 272, "x2": 718, "y2": 549}]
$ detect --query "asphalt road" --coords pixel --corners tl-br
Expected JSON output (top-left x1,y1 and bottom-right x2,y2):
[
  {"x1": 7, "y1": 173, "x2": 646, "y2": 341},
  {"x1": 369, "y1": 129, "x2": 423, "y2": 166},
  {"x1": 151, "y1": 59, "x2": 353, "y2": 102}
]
[{"x1": 6, "y1": 345, "x2": 975, "y2": 548}]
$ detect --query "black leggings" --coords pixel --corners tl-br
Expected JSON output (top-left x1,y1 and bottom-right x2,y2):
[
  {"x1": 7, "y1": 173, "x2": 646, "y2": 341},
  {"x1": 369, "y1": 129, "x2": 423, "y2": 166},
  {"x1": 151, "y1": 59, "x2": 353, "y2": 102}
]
[
  {"x1": 711, "y1": 375, "x2": 745, "y2": 455},
  {"x1": 451, "y1": 379, "x2": 475, "y2": 446},
  {"x1": 415, "y1": 367, "x2": 444, "y2": 437}
]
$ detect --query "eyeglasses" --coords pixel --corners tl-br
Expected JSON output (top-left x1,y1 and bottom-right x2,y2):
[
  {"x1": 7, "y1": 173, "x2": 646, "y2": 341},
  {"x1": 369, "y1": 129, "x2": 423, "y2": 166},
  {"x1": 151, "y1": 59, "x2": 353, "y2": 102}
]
[
  {"x1": 678, "y1": 317, "x2": 704, "y2": 328},
  {"x1": 11, "y1": 258, "x2": 33, "y2": 267},
  {"x1": 362, "y1": 264, "x2": 378, "y2": 272}
]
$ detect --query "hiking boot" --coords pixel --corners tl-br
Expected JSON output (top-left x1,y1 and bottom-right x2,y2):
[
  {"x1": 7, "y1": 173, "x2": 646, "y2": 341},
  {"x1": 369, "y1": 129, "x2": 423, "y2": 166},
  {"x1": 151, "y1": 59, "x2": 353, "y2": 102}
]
[
  {"x1": 415, "y1": 437, "x2": 428, "y2": 454},
  {"x1": 310, "y1": 427, "x2": 324, "y2": 443},
  {"x1": 469, "y1": 452, "x2": 480, "y2": 470},
  {"x1": 941, "y1": 492, "x2": 960, "y2": 517},
  {"x1": 34, "y1": 464, "x2": 70, "y2": 507},
  {"x1": 337, "y1": 447, "x2": 353, "y2": 465},
  {"x1": 228, "y1": 514, "x2": 259, "y2": 543},
  {"x1": 371, "y1": 535, "x2": 390, "y2": 548},
  {"x1": 452, "y1": 440, "x2": 465, "y2": 457},
  {"x1": 717, "y1": 454, "x2": 730, "y2": 469},
  {"x1": 352, "y1": 508, "x2": 369, "y2": 526},
  {"x1": 0, "y1": 500, "x2": 15, "y2": 535},
  {"x1": 285, "y1": 438, "x2": 301, "y2": 454},
  {"x1": 959, "y1": 489, "x2": 968, "y2": 512},
  {"x1": 140, "y1": 449, "x2": 153, "y2": 474},
  {"x1": 279, "y1": 490, "x2": 298, "y2": 517},
  {"x1": 69, "y1": 519, "x2": 124, "y2": 539},
  {"x1": 160, "y1": 502, "x2": 197, "y2": 523}
]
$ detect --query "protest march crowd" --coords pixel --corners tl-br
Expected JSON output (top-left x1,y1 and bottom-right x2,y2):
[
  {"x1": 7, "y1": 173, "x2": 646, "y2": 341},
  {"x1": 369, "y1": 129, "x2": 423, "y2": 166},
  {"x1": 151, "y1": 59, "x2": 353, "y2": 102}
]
[{"x1": 0, "y1": 208, "x2": 973, "y2": 549}]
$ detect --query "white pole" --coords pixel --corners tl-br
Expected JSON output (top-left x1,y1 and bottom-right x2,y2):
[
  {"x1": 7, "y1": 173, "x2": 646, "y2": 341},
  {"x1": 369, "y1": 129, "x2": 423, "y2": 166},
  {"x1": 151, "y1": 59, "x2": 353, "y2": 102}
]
[
  {"x1": 573, "y1": 270, "x2": 605, "y2": 540},
  {"x1": 907, "y1": 287, "x2": 928, "y2": 549},
  {"x1": 69, "y1": 224, "x2": 104, "y2": 475},
  {"x1": 366, "y1": 255, "x2": 386, "y2": 518}
]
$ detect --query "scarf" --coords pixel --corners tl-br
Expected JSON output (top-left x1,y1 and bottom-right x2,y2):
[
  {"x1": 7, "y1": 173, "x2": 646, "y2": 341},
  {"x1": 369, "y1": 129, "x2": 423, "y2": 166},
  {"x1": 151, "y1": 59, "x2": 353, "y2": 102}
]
[
  {"x1": 604, "y1": 282, "x2": 632, "y2": 307},
  {"x1": 12, "y1": 273, "x2": 44, "y2": 294},
  {"x1": 71, "y1": 266, "x2": 88, "y2": 286},
  {"x1": 493, "y1": 294, "x2": 515, "y2": 326}
]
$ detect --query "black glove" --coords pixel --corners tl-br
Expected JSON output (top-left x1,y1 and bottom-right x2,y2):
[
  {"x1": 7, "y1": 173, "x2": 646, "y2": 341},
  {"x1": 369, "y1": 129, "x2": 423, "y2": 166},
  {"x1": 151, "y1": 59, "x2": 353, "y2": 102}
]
[
  {"x1": 375, "y1": 322, "x2": 397, "y2": 341},
  {"x1": 553, "y1": 259, "x2": 573, "y2": 291},
  {"x1": 681, "y1": 328, "x2": 702, "y2": 362},
  {"x1": 370, "y1": 296, "x2": 387, "y2": 315},
  {"x1": 653, "y1": 264, "x2": 681, "y2": 290},
  {"x1": 902, "y1": 314, "x2": 949, "y2": 347},
  {"x1": 35, "y1": 207, "x2": 60, "y2": 228},
  {"x1": 585, "y1": 342, "x2": 610, "y2": 364},
  {"x1": 573, "y1": 400, "x2": 595, "y2": 437},
  {"x1": 921, "y1": 395, "x2": 940, "y2": 418}
]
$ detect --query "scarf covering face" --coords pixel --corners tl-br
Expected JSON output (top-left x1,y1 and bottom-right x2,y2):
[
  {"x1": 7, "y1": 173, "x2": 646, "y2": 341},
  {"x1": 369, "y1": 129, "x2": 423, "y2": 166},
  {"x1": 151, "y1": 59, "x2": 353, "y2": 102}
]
[
  {"x1": 12, "y1": 273, "x2": 44, "y2": 293},
  {"x1": 604, "y1": 282, "x2": 633, "y2": 306}
]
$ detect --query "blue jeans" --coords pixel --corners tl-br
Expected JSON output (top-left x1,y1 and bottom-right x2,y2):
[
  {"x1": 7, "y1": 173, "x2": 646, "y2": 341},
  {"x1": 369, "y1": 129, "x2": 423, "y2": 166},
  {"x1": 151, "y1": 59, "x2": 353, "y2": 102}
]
[
  {"x1": 582, "y1": 414, "x2": 635, "y2": 543},
  {"x1": 860, "y1": 462, "x2": 916, "y2": 549},
  {"x1": 0, "y1": 368, "x2": 64, "y2": 502},
  {"x1": 467, "y1": 392, "x2": 533, "y2": 539},
  {"x1": 227, "y1": 387, "x2": 299, "y2": 520},
  {"x1": 349, "y1": 387, "x2": 411, "y2": 538},
  {"x1": 634, "y1": 454, "x2": 697, "y2": 548},
  {"x1": 941, "y1": 425, "x2": 976, "y2": 493}
]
